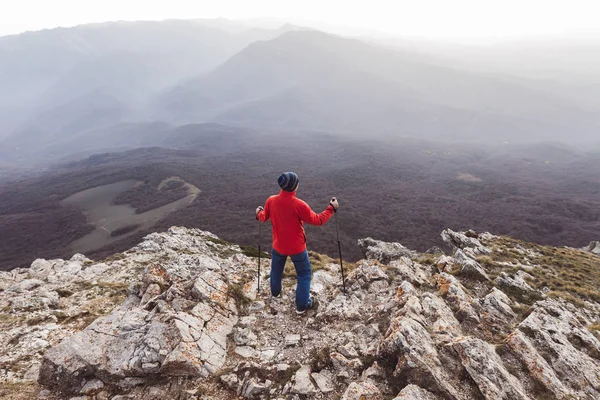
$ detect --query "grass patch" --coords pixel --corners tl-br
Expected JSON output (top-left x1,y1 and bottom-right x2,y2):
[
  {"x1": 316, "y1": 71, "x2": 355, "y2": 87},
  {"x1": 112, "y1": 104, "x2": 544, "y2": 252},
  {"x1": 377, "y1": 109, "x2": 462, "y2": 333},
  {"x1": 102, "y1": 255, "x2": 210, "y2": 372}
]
[
  {"x1": 103, "y1": 252, "x2": 126, "y2": 262},
  {"x1": 0, "y1": 381, "x2": 39, "y2": 400},
  {"x1": 483, "y1": 236, "x2": 600, "y2": 308},
  {"x1": 417, "y1": 254, "x2": 438, "y2": 266},
  {"x1": 227, "y1": 282, "x2": 252, "y2": 310},
  {"x1": 476, "y1": 255, "x2": 496, "y2": 268},
  {"x1": 240, "y1": 245, "x2": 271, "y2": 259},
  {"x1": 205, "y1": 236, "x2": 230, "y2": 246}
]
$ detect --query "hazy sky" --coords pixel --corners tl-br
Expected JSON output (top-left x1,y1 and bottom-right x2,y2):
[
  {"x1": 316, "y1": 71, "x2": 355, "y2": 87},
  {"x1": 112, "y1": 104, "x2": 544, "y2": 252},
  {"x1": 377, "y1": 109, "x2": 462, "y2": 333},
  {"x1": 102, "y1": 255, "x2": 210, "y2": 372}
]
[{"x1": 1, "y1": 0, "x2": 599, "y2": 41}]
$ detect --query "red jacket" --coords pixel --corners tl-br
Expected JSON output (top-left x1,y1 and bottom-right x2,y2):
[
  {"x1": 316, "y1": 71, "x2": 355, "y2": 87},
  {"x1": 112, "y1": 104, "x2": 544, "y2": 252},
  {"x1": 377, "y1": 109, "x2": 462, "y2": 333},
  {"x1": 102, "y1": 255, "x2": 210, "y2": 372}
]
[{"x1": 257, "y1": 190, "x2": 335, "y2": 255}]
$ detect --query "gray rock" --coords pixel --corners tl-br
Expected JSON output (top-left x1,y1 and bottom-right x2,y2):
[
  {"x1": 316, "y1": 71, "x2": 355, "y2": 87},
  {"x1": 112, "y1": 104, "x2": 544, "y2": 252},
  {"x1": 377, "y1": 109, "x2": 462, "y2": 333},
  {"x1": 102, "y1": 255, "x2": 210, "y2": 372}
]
[
  {"x1": 241, "y1": 378, "x2": 270, "y2": 398},
  {"x1": 338, "y1": 343, "x2": 359, "y2": 358},
  {"x1": 451, "y1": 337, "x2": 528, "y2": 400},
  {"x1": 482, "y1": 288, "x2": 516, "y2": 322},
  {"x1": 341, "y1": 381, "x2": 383, "y2": 400},
  {"x1": 454, "y1": 249, "x2": 489, "y2": 281},
  {"x1": 219, "y1": 373, "x2": 238, "y2": 390},
  {"x1": 358, "y1": 237, "x2": 417, "y2": 263},
  {"x1": 514, "y1": 299, "x2": 600, "y2": 398},
  {"x1": 39, "y1": 263, "x2": 237, "y2": 394},
  {"x1": 311, "y1": 370, "x2": 334, "y2": 393},
  {"x1": 234, "y1": 327, "x2": 258, "y2": 346},
  {"x1": 584, "y1": 241, "x2": 600, "y2": 255},
  {"x1": 23, "y1": 362, "x2": 41, "y2": 381},
  {"x1": 291, "y1": 365, "x2": 316, "y2": 395},
  {"x1": 436, "y1": 272, "x2": 480, "y2": 323},
  {"x1": 394, "y1": 384, "x2": 440, "y2": 399},
  {"x1": 425, "y1": 246, "x2": 444, "y2": 254},
  {"x1": 441, "y1": 229, "x2": 491, "y2": 255},
  {"x1": 506, "y1": 329, "x2": 575, "y2": 399},
  {"x1": 496, "y1": 271, "x2": 534, "y2": 293},
  {"x1": 248, "y1": 301, "x2": 265, "y2": 313},
  {"x1": 388, "y1": 258, "x2": 432, "y2": 286},
  {"x1": 36, "y1": 389, "x2": 52, "y2": 399},
  {"x1": 80, "y1": 379, "x2": 104, "y2": 395},
  {"x1": 285, "y1": 334, "x2": 301, "y2": 347},
  {"x1": 235, "y1": 346, "x2": 258, "y2": 359},
  {"x1": 378, "y1": 312, "x2": 460, "y2": 399}
]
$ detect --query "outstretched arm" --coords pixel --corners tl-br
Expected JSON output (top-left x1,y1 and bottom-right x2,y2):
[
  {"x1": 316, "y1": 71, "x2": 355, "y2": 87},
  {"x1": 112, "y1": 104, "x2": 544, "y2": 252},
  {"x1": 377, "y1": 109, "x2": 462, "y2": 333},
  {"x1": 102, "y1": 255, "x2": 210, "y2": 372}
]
[
  {"x1": 297, "y1": 200, "x2": 335, "y2": 226},
  {"x1": 256, "y1": 200, "x2": 270, "y2": 222}
]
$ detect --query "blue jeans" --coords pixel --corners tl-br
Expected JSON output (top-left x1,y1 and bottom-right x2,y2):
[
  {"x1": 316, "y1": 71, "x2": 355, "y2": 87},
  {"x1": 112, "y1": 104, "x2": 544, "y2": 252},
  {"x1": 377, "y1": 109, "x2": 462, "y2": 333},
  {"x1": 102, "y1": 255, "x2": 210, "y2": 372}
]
[{"x1": 270, "y1": 249, "x2": 312, "y2": 310}]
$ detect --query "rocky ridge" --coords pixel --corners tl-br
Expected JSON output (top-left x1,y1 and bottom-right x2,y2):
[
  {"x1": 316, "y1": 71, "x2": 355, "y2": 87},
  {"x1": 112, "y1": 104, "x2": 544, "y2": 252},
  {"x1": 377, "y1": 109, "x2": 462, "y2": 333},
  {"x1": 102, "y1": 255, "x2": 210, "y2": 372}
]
[{"x1": 0, "y1": 227, "x2": 599, "y2": 400}]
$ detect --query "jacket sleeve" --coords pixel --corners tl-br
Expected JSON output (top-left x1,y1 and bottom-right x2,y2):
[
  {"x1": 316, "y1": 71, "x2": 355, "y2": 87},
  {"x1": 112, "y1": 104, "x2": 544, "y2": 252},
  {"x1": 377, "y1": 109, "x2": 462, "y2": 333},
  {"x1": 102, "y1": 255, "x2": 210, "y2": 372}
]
[
  {"x1": 257, "y1": 198, "x2": 270, "y2": 222},
  {"x1": 297, "y1": 200, "x2": 335, "y2": 226}
]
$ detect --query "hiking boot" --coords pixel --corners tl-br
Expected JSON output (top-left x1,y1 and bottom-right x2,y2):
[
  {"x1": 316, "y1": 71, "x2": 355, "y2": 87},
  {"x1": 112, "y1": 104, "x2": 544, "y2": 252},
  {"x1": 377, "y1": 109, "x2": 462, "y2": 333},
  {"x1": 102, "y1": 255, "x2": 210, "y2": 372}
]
[{"x1": 296, "y1": 296, "x2": 318, "y2": 315}]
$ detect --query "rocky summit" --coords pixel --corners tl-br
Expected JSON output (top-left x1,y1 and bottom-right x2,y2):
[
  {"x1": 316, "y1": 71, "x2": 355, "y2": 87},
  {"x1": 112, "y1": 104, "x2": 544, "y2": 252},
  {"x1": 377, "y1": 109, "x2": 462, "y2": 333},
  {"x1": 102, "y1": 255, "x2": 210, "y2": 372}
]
[{"x1": 1, "y1": 227, "x2": 599, "y2": 400}]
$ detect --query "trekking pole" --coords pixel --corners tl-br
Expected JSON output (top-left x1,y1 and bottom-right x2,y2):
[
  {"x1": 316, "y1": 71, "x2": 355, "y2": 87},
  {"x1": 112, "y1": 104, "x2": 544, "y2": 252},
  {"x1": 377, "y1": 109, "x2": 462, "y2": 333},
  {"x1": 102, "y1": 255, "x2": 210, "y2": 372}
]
[
  {"x1": 257, "y1": 219, "x2": 262, "y2": 293},
  {"x1": 334, "y1": 209, "x2": 347, "y2": 295}
]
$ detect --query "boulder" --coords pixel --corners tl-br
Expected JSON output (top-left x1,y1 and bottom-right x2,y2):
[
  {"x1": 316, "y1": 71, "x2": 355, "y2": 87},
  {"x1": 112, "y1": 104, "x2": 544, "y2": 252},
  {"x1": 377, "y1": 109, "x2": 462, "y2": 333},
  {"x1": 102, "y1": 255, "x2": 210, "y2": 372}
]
[
  {"x1": 358, "y1": 237, "x2": 418, "y2": 263},
  {"x1": 451, "y1": 337, "x2": 528, "y2": 400},
  {"x1": 311, "y1": 370, "x2": 334, "y2": 393},
  {"x1": 496, "y1": 271, "x2": 535, "y2": 293},
  {"x1": 506, "y1": 329, "x2": 575, "y2": 398},
  {"x1": 514, "y1": 299, "x2": 600, "y2": 398},
  {"x1": 291, "y1": 365, "x2": 316, "y2": 395},
  {"x1": 394, "y1": 384, "x2": 440, "y2": 399},
  {"x1": 441, "y1": 229, "x2": 491, "y2": 255},
  {"x1": 436, "y1": 273, "x2": 480, "y2": 323},
  {"x1": 341, "y1": 380, "x2": 383, "y2": 400},
  {"x1": 378, "y1": 313, "x2": 460, "y2": 398},
  {"x1": 481, "y1": 288, "x2": 516, "y2": 323},
  {"x1": 584, "y1": 241, "x2": 600, "y2": 255},
  {"x1": 39, "y1": 270, "x2": 237, "y2": 394},
  {"x1": 454, "y1": 249, "x2": 489, "y2": 281},
  {"x1": 389, "y1": 258, "x2": 433, "y2": 286}
]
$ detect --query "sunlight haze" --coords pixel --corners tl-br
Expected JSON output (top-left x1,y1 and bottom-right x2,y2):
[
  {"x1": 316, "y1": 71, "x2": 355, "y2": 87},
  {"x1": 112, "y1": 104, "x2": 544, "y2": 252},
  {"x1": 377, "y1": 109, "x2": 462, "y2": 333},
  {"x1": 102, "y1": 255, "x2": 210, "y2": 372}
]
[{"x1": 2, "y1": 0, "x2": 599, "y2": 41}]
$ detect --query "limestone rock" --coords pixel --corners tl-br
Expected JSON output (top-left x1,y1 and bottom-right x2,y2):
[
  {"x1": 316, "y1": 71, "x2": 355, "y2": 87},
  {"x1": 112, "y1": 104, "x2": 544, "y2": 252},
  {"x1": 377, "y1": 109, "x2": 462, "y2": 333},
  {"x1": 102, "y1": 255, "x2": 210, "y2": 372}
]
[
  {"x1": 358, "y1": 237, "x2": 418, "y2": 263},
  {"x1": 451, "y1": 337, "x2": 528, "y2": 400},
  {"x1": 341, "y1": 380, "x2": 383, "y2": 400},
  {"x1": 506, "y1": 329, "x2": 575, "y2": 399},
  {"x1": 219, "y1": 373, "x2": 239, "y2": 390},
  {"x1": 311, "y1": 370, "x2": 334, "y2": 393},
  {"x1": 389, "y1": 258, "x2": 433, "y2": 286},
  {"x1": 515, "y1": 299, "x2": 600, "y2": 398},
  {"x1": 496, "y1": 271, "x2": 535, "y2": 294},
  {"x1": 394, "y1": 384, "x2": 440, "y2": 399},
  {"x1": 481, "y1": 288, "x2": 516, "y2": 323},
  {"x1": 285, "y1": 334, "x2": 301, "y2": 347},
  {"x1": 436, "y1": 272, "x2": 480, "y2": 323},
  {"x1": 584, "y1": 241, "x2": 600, "y2": 255},
  {"x1": 378, "y1": 313, "x2": 460, "y2": 398},
  {"x1": 291, "y1": 365, "x2": 316, "y2": 395},
  {"x1": 241, "y1": 378, "x2": 270, "y2": 399},
  {"x1": 454, "y1": 249, "x2": 489, "y2": 281},
  {"x1": 435, "y1": 255, "x2": 456, "y2": 273},
  {"x1": 441, "y1": 229, "x2": 491, "y2": 255}
]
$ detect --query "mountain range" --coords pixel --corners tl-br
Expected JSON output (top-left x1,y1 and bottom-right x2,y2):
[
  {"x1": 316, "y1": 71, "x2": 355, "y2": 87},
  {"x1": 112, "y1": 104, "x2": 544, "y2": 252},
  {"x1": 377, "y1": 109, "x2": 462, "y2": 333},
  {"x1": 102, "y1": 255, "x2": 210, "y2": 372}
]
[{"x1": 1, "y1": 19, "x2": 599, "y2": 166}]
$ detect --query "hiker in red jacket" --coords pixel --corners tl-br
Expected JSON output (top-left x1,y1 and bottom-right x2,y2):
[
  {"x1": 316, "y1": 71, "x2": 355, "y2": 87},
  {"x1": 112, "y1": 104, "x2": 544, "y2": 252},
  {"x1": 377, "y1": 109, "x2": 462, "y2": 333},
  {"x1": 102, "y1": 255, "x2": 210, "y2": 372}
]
[{"x1": 256, "y1": 172, "x2": 339, "y2": 314}]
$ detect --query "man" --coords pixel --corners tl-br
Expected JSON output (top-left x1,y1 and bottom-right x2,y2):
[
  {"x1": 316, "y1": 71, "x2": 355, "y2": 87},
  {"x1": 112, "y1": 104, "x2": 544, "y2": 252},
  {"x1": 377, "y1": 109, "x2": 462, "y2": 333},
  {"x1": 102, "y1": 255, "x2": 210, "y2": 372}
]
[{"x1": 256, "y1": 172, "x2": 339, "y2": 314}]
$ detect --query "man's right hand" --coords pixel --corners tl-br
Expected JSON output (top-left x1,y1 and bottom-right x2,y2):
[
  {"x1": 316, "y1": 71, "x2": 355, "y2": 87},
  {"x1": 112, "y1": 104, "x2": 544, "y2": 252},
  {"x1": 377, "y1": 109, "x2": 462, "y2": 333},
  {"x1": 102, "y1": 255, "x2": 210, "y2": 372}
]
[{"x1": 329, "y1": 197, "x2": 339, "y2": 211}]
